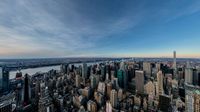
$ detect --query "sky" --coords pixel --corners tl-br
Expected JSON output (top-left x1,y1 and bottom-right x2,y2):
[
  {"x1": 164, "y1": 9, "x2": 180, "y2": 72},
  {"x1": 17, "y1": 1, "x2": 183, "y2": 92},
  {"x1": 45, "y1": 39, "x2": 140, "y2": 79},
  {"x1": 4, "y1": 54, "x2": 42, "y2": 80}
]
[{"x1": 0, "y1": 0, "x2": 200, "y2": 58}]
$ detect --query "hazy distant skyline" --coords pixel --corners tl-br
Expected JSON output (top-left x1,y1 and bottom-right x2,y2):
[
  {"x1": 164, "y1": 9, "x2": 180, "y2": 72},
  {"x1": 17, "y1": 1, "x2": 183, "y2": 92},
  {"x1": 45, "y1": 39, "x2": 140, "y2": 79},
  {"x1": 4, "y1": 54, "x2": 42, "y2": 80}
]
[{"x1": 1, "y1": 0, "x2": 200, "y2": 58}]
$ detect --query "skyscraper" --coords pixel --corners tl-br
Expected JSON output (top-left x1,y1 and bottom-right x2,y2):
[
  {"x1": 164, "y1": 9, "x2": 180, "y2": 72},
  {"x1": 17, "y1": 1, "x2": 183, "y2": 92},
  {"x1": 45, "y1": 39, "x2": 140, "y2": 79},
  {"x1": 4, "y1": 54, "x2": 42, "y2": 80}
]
[
  {"x1": 117, "y1": 63, "x2": 128, "y2": 89},
  {"x1": 110, "y1": 89, "x2": 118, "y2": 108},
  {"x1": 173, "y1": 51, "x2": 177, "y2": 79},
  {"x1": 106, "y1": 83, "x2": 112, "y2": 98},
  {"x1": 123, "y1": 71, "x2": 128, "y2": 90},
  {"x1": 23, "y1": 74, "x2": 30, "y2": 106},
  {"x1": 193, "y1": 69, "x2": 199, "y2": 86},
  {"x1": 143, "y1": 62, "x2": 151, "y2": 78},
  {"x1": 120, "y1": 61, "x2": 125, "y2": 71},
  {"x1": 135, "y1": 70, "x2": 144, "y2": 93},
  {"x1": 0, "y1": 67, "x2": 9, "y2": 94},
  {"x1": 106, "y1": 65, "x2": 111, "y2": 80},
  {"x1": 82, "y1": 63, "x2": 87, "y2": 85},
  {"x1": 118, "y1": 88, "x2": 123, "y2": 102},
  {"x1": 101, "y1": 65, "x2": 106, "y2": 81},
  {"x1": 156, "y1": 63, "x2": 161, "y2": 72},
  {"x1": 173, "y1": 51, "x2": 176, "y2": 69},
  {"x1": 158, "y1": 95, "x2": 171, "y2": 111},
  {"x1": 91, "y1": 75, "x2": 96, "y2": 89},
  {"x1": 157, "y1": 71, "x2": 164, "y2": 96},
  {"x1": 76, "y1": 74, "x2": 80, "y2": 87},
  {"x1": 97, "y1": 82, "x2": 106, "y2": 94},
  {"x1": 185, "y1": 61, "x2": 193, "y2": 84},
  {"x1": 117, "y1": 70, "x2": 124, "y2": 88}
]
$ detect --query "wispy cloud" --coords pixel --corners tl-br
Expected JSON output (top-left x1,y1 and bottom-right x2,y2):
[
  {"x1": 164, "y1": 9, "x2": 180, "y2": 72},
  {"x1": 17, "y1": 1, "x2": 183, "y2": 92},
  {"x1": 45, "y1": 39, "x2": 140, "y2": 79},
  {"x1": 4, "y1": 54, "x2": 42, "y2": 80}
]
[
  {"x1": 0, "y1": 0, "x2": 143, "y2": 58},
  {"x1": 0, "y1": 0, "x2": 96, "y2": 57}
]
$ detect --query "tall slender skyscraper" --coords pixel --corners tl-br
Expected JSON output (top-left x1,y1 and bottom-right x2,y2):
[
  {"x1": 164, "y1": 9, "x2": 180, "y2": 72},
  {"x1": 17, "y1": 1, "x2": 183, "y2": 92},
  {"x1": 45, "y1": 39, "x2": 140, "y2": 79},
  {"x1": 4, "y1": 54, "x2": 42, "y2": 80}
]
[
  {"x1": 185, "y1": 61, "x2": 193, "y2": 84},
  {"x1": 82, "y1": 63, "x2": 87, "y2": 85},
  {"x1": 173, "y1": 51, "x2": 177, "y2": 79},
  {"x1": 157, "y1": 71, "x2": 164, "y2": 96},
  {"x1": 23, "y1": 74, "x2": 30, "y2": 106},
  {"x1": 173, "y1": 51, "x2": 176, "y2": 69}
]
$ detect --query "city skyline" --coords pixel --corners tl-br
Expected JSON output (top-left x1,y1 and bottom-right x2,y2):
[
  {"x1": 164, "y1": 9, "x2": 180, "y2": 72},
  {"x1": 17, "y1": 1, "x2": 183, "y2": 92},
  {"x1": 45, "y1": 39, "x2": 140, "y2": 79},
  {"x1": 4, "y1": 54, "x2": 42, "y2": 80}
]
[{"x1": 1, "y1": 0, "x2": 200, "y2": 58}]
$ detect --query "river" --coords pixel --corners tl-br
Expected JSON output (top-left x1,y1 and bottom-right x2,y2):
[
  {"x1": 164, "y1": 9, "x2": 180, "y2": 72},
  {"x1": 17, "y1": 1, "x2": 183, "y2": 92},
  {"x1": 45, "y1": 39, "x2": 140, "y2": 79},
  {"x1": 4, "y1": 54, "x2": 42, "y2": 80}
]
[
  {"x1": 9, "y1": 61, "x2": 103, "y2": 79},
  {"x1": 9, "y1": 65, "x2": 61, "y2": 79}
]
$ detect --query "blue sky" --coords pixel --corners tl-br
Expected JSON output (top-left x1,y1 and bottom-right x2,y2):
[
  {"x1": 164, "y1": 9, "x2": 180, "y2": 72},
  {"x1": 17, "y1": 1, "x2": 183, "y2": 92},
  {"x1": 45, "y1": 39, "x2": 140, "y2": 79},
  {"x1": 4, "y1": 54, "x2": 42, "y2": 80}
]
[{"x1": 0, "y1": 0, "x2": 200, "y2": 58}]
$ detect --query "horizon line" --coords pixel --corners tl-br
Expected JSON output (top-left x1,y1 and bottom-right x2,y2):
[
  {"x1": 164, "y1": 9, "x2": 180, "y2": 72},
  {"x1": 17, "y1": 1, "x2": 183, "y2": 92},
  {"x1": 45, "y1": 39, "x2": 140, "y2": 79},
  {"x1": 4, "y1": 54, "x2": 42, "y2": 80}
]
[{"x1": 0, "y1": 56, "x2": 200, "y2": 60}]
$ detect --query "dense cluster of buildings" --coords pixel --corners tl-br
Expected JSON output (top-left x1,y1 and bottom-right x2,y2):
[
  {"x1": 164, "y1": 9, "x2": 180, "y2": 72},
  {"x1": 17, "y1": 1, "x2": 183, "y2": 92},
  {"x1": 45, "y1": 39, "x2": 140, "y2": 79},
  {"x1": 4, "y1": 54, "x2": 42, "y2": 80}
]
[{"x1": 0, "y1": 52, "x2": 200, "y2": 112}]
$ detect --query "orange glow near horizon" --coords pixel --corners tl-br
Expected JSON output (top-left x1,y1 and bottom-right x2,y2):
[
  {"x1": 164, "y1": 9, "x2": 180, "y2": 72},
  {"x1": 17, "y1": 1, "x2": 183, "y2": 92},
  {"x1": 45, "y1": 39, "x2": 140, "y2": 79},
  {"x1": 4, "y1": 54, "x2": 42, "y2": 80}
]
[
  {"x1": 0, "y1": 49, "x2": 200, "y2": 58},
  {"x1": 111, "y1": 53, "x2": 200, "y2": 58}
]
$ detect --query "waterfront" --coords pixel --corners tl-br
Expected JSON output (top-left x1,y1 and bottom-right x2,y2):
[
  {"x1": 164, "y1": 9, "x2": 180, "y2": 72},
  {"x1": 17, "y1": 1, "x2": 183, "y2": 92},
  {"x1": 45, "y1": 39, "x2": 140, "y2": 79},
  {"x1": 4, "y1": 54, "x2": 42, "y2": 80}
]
[
  {"x1": 9, "y1": 61, "x2": 102, "y2": 79},
  {"x1": 9, "y1": 65, "x2": 61, "y2": 79}
]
